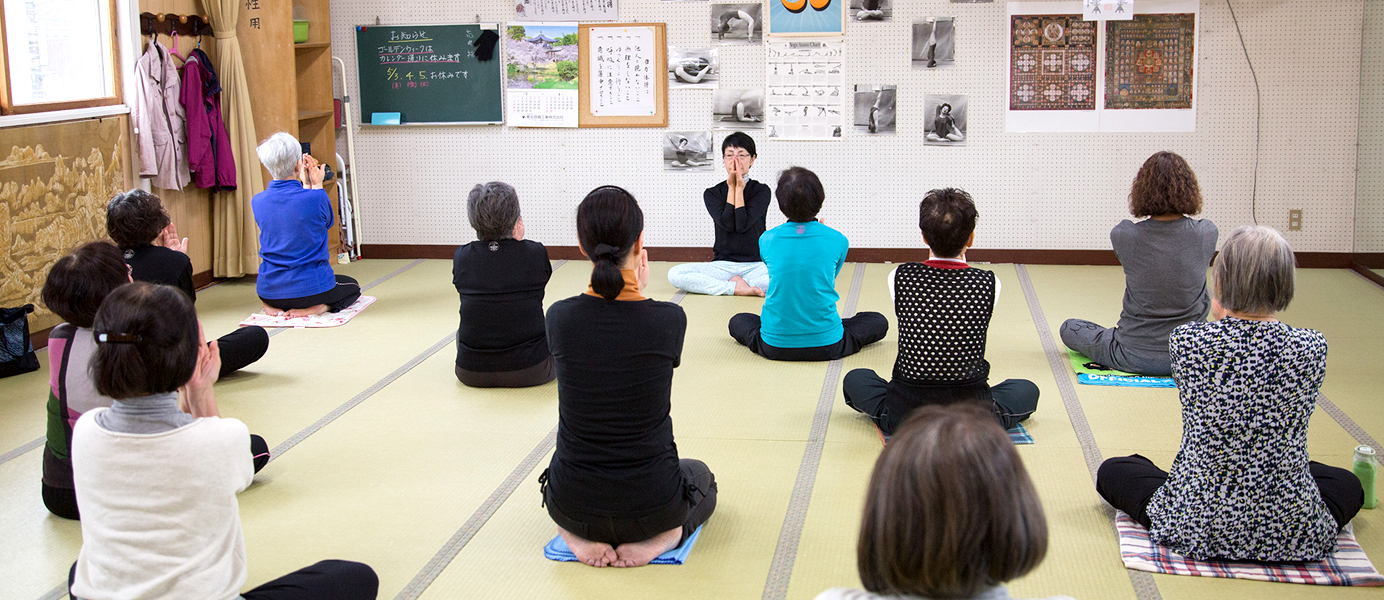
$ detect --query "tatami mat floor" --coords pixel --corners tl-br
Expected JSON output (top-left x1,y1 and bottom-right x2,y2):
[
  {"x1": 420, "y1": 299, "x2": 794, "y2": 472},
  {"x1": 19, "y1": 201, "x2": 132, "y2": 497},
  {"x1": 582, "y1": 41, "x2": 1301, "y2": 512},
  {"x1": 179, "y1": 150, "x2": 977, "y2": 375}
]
[{"x1": 1, "y1": 260, "x2": 1382, "y2": 600}]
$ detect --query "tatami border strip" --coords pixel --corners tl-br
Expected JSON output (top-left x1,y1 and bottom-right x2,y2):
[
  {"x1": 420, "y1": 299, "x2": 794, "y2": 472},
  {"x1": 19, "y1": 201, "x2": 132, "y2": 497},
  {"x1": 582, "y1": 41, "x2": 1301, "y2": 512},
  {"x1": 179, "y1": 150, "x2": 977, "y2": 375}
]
[
  {"x1": 35, "y1": 584, "x2": 64, "y2": 600},
  {"x1": 268, "y1": 331, "x2": 457, "y2": 460},
  {"x1": 1319, "y1": 393, "x2": 1382, "y2": 452},
  {"x1": 0, "y1": 436, "x2": 43, "y2": 467},
  {"x1": 393, "y1": 427, "x2": 559, "y2": 600},
  {"x1": 762, "y1": 263, "x2": 866, "y2": 600},
  {"x1": 267, "y1": 258, "x2": 427, "y2": 339},
  {"x1": 1015, "y1": 265, "x2": 1163, "y2": 600}
]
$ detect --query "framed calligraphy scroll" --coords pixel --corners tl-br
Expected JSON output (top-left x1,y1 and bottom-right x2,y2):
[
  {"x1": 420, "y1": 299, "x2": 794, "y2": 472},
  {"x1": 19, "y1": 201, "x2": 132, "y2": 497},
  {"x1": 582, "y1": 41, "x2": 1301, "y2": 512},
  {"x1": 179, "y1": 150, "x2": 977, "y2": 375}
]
[{"x1": 578, "y1": 23, "x2": 668, "y2": 127}]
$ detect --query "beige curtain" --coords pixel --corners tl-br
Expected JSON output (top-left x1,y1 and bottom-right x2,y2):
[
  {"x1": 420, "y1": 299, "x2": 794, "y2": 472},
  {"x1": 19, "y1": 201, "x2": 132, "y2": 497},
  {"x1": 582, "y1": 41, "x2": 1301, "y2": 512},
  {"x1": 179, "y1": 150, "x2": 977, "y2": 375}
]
[{"x1": 204, "y1": 0, "x2": 261, "y2": 277}]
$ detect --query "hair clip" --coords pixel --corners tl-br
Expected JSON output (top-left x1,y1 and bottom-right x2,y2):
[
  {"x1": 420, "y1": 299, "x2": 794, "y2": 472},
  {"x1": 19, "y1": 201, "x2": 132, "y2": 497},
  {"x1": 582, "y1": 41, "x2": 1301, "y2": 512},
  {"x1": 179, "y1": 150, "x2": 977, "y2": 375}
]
[{"x1": 96, "y1": 332, "x2": 143, "y2": 344}]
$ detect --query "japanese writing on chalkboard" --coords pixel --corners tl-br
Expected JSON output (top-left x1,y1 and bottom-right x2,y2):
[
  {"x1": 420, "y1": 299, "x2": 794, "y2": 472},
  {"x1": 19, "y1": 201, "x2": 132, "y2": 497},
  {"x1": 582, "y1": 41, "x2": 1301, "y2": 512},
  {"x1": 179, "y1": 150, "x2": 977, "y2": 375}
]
[{"x1": 591, "y1": 27, "x2": 656, "y2": 116}]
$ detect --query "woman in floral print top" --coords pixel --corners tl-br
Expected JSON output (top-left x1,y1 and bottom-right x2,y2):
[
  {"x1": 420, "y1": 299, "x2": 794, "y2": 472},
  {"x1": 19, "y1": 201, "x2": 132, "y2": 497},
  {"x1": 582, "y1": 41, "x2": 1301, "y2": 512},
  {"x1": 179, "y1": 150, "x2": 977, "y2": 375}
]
[{"x1": 1095, "y1": 226, "x2": 1364, "y2": 562}]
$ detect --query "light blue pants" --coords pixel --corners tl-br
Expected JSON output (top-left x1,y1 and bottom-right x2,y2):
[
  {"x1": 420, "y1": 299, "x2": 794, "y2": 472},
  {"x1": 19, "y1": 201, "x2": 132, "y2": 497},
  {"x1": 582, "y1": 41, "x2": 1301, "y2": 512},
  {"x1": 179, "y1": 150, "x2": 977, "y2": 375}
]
[{"x1": 668, "y1": 261, "x2": 769, "y2": 296}]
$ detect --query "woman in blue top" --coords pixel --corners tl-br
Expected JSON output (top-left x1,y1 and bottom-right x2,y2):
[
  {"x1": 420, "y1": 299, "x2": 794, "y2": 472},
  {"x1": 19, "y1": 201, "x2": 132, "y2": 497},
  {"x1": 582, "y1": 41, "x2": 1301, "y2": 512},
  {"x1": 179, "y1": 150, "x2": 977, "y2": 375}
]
[
  {"x1": 252, "y1": 132, "x2": 360, "y2": 317},
  {"x1": 728, "y1": 166, "x2": 888, "y2": 361}
]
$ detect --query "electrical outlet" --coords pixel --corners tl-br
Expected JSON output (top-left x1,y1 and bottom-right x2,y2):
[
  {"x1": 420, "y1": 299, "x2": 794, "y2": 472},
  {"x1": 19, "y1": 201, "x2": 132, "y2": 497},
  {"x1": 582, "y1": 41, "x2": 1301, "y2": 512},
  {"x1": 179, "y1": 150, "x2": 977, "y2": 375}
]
[{"x1": 1288, "y1": 209, "x2": 1303, "y2": 231}]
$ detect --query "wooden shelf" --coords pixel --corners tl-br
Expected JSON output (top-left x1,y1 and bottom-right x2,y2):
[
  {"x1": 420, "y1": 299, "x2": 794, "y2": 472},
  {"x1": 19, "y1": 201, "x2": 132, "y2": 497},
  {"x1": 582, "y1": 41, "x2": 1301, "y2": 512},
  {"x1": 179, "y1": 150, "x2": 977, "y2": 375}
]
[
  {"x1": 294, "y1": 42, "x2": 330, "y2": 52},
  {"x1": 298, "y1": 109, "x2": 334, "y2": 121}
]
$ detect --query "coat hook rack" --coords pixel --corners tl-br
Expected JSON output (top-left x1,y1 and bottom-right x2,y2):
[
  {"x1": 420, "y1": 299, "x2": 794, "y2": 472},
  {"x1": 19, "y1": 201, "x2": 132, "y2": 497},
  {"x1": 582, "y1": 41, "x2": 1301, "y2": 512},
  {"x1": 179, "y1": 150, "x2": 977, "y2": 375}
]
[{"x1": 140, "y1": 12, "x2": 213, "y2": 37}]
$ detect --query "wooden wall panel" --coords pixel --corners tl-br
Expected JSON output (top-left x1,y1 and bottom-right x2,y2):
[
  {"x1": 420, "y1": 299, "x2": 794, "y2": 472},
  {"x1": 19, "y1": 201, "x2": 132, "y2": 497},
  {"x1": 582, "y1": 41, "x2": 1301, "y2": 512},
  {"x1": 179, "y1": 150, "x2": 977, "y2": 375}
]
[
  {"x1": 0, "y1": 117, "x2": 130, "y2": 332},
  {"x1": 140, "y1": 0, "x2": 219, "y2": 275}
]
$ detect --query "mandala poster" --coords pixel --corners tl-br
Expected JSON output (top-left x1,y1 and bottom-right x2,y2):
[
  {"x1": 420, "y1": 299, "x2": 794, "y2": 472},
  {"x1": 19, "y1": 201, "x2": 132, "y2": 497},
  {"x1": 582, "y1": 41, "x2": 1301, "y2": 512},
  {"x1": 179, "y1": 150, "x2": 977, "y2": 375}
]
[
  {"x1": 1009, "y1": 14, "x2": 1096, "y2": 111},
  {"x1": 1104, "y1": 13, "x2": 1195, "y2": 109}
]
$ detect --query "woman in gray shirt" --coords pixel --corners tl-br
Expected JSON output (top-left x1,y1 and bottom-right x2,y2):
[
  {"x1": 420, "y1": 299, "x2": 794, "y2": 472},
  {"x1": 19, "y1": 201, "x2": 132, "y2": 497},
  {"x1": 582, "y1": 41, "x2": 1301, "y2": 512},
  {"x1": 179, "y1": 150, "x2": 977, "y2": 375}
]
[{"x1": 1061, "y1": 151, "x2": 1217, "y2": 376}]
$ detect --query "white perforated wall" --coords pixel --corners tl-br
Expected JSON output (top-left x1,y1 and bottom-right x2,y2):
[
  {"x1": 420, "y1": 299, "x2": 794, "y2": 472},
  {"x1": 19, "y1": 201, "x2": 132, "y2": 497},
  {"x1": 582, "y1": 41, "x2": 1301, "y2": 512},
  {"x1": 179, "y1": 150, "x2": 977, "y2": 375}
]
[
  {"x1": 329, "y1": 0, "x2": 1363, "y2": 252},
  {"x1": 1357, "y1": 0, "x2": 1383, "y2": 253}
]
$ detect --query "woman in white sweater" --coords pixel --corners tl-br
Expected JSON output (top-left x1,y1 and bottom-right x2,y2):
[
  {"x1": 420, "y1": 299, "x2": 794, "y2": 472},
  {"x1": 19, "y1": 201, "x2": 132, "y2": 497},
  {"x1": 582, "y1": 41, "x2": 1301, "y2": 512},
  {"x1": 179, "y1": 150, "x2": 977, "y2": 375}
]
[{"x1": 68, "y1": 281, "x2": 378, "y2": 600}]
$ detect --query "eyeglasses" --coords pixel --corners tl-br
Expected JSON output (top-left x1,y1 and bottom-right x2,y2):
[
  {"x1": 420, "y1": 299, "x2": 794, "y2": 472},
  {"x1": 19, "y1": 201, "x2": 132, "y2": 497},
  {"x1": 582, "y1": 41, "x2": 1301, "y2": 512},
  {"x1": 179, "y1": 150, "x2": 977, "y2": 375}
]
[{"x1": 724, "y1": 153, "x2": 752, "y2": 159}]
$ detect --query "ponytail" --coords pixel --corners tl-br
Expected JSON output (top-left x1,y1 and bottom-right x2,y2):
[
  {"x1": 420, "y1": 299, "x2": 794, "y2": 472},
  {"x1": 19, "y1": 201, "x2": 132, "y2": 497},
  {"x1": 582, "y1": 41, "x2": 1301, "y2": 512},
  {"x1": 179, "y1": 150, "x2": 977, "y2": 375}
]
[{"x1": 576, "y1": 186, "x2": 643, "y2": 301}]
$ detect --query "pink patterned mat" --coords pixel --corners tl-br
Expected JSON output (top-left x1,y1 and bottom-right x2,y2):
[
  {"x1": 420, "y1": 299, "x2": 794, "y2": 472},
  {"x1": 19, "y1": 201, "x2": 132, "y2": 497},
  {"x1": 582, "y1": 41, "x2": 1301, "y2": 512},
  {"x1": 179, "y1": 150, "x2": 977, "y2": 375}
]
[
  {"x1": 237, "y1": 296, "x2": 376, "y2": 328},
  {"x1": 1116, "y1": 511, "x2": 1384, "y2": 586}
]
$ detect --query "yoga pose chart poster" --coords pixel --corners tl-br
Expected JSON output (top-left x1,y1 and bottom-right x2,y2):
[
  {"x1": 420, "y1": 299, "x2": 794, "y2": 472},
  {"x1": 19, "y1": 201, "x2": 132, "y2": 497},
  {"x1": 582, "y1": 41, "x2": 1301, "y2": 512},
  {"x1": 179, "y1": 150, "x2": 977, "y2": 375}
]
[
  {"x1": 765, "y1": 38, "x2": 845, "y2": 140},
  {"x1": 768, "y1": 0, "x2": 844, "y2": 36}
]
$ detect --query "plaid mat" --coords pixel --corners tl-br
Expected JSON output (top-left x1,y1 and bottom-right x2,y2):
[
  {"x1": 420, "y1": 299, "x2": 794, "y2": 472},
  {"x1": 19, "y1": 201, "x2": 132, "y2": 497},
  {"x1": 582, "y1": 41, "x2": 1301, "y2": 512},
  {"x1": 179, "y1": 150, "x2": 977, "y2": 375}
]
[
  {"x1": 1069, "y1": 350, "x2": 1175, "y2": 388},
  {"x1": 238, "y1": 296, "x2": 376, "y2": 328},
  {"x1": 875, "y1": 422, "x2": 1033, "y2": 445},
  {"x1": 1115, "y1": 511, "x2": 1384, "y2": 586}
]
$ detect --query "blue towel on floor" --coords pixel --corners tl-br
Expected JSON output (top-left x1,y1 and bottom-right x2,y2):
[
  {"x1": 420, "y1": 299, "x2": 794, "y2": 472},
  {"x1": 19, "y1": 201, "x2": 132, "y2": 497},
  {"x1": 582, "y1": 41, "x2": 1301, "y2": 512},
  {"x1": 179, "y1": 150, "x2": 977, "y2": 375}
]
[
  {"x1": 1007, "y1": 422, "x2": 1034, "y2": 445},
  {"x1": 1077, "y1": 373, "x2": 1176, "y2": 388},
  {"x1": 879, "y1": 423, "x2": 1034, "y2": 445},
  {"x1": 543, "y1": 526, "x2": 704, "y2": 565}
]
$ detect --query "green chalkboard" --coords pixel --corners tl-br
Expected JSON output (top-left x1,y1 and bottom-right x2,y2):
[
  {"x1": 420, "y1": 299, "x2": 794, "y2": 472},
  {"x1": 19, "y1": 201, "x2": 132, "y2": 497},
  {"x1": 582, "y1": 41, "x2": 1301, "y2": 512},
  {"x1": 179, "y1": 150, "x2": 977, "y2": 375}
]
[{"x1": 355, "y1": 24, "x2": 503, "y2": 124}]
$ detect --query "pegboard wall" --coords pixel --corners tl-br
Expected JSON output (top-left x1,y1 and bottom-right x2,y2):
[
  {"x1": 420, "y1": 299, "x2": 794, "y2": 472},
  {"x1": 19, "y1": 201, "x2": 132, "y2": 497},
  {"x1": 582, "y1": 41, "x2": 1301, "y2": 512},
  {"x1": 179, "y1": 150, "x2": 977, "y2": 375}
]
[
  {"x1": 329, "y1": 0, "x2": 1363, "y2": 252},
  {"x1": 1357, "y1": 0, "x2": 1383, "y2": 253}
]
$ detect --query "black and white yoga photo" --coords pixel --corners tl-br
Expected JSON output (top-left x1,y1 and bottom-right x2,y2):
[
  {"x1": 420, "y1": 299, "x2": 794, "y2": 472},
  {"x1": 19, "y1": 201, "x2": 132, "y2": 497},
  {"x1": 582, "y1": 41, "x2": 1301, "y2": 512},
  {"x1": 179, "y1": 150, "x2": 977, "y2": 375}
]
[
  {"x1": 713, "y1": 88, "x2": 765, "y2": 130},
  {"x1": 663, "y1": 132, "x2": 715, "y2": 172},
  {"x1": 849, "y1": 0, "x2": 891, "y2": 22},
  {"x1": 668, "y1": 47, "x2": 719, "y2": 89},
  {"x1": 711, "y1": 3, "x2": 762, "y2": 44},
  {"x1": 912, "y1": 16, "x2": 955, "y2": 69},
  {"x1": 924, "y1": 94, "x2": 967, "y2": 146},
  {"x1": 853, "y1": 85, "x2": 896, "y2": 135}
]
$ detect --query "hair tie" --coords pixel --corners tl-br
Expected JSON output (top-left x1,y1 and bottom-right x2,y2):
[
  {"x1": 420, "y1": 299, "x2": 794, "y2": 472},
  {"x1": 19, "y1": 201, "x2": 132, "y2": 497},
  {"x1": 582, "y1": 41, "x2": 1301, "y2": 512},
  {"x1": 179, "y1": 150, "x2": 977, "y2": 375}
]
[
  {"x1": 592, "y1": 243, "x2": 621, "y2": 260},
  {"x1": 96, "y1": 332, "x2": 142, "y2": 344}
]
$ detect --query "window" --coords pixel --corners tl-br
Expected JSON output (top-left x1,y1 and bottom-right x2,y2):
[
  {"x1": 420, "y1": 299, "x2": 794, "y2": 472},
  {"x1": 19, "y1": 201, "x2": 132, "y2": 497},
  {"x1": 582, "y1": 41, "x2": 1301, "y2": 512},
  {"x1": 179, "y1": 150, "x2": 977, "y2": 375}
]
[{"x1": 0, "y1": 0, "x2": 119, "y2": 114}]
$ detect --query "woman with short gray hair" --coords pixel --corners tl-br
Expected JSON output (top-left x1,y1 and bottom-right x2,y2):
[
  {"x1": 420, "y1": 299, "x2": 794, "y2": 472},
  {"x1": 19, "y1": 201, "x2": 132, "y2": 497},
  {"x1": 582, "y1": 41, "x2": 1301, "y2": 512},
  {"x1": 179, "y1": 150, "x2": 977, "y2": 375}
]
[
  {"x1": 452, "y1": 182, "x2": 554, "y2": 388},
  {"x1": 251, "y1": 132, "x2": 360, "y2": 317},
  {"x1": 1095, "y1": 226, "x2": 1363, "y2": 562}
]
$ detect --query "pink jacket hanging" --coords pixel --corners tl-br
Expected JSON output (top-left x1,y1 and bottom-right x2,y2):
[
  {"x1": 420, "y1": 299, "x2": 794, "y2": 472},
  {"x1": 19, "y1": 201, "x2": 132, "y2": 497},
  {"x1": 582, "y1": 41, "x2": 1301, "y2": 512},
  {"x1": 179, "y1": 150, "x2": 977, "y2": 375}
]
[
  {"x1": 133, "y1": 40, "x2": 191, "y2": 190},
  {"x1": 180, "y1": 49, "x2": 237, "y2": 190}
]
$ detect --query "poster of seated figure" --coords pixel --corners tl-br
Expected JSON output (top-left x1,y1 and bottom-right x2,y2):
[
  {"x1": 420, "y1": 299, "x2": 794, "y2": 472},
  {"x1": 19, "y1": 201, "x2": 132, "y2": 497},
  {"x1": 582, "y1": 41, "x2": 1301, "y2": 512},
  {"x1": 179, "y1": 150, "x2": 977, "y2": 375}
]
[
  {"x1": 765, "y1": 38, "x2": 845, "y2": 140},
  {"x1": 1100, "y1": 3, "x2": 1198, "y2": 132},
  {"x1": 663, "y1": 131, "x2": 715, "y2": 171},
  {"x1": 924, "y1": 94, "x2": 967, "y2": 146}
]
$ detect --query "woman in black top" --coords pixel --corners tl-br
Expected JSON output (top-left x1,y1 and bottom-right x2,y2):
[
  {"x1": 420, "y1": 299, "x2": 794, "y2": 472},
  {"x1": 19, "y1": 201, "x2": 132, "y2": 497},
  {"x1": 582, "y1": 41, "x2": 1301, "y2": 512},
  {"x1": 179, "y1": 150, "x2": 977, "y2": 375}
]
[
  {"x1": 105, "y1": 190, "x2": 268, "y2": 377},
  {"x1": 453, "y1": 182, "x2": 554, "y2": 388},
  {"x1": 667, "y1": 132, "x2": 772, "y2": 297},
  {"x1": 540, "y1": 186, "x2": 717, "y2": 568}
]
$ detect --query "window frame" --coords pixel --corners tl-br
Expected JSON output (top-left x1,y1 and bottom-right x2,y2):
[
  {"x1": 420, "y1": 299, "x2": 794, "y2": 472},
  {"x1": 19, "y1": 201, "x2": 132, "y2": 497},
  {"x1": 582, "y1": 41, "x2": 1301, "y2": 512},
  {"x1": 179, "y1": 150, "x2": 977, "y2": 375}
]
[{"x1": 0, "y1": 0, "x2": 123, "y2": 116}]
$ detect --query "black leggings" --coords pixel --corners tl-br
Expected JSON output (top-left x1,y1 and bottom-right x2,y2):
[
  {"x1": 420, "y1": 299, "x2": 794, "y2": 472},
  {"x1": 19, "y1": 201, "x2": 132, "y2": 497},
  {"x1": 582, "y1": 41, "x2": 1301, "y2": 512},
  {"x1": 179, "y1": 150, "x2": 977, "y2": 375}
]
[
  {"x1": 44, "y1": 434, "x2": 270, "y2": 521},
  {"x1": 841, "y1": 368, "x2": 1039, "y2": 435},
  {"x1": 543, "y1": 459, "x2": 717, "y2": 547},
  {"x1": 217, "y1": 325, "x2": 270, "y2": 378},
  {"x1": 261, "y1": 275, "x2": 361, "y2": 313},
  {"x1": 728, "y1": 312, "x2": 889, "y2": 361},
  {"x1": 70, "y1": 559, "x2": 378, "y2": 600},
  {"x1": 1096, "y1": 454, "x2": 1364, "y2": 530}
]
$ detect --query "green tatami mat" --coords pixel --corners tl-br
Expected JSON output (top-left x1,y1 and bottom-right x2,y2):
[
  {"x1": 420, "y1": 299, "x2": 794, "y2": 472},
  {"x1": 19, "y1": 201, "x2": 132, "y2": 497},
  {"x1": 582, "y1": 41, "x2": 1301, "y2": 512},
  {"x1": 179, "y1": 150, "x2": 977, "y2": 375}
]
[
  {"x1": 417, "y1": 438, "x2": 808, "y2": 599},
  {"x1": 5, "y1": 260, "x2": 1384, "y2": 600}
]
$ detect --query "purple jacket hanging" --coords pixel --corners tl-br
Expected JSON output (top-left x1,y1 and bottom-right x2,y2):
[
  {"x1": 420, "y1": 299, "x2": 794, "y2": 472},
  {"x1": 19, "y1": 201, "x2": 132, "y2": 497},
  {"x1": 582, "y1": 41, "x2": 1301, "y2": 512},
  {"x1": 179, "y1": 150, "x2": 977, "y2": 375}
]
[{"x1": 180, "y1": 49, "x2": 237, "y2": 191}]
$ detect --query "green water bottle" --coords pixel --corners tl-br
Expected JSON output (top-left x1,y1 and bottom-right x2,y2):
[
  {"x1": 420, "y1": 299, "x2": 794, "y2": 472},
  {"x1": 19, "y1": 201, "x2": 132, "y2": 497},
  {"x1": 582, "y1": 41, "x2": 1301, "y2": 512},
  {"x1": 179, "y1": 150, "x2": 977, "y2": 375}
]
[{"x1": 1354, "y1": 445, "x2": 1377, "y2": 509}]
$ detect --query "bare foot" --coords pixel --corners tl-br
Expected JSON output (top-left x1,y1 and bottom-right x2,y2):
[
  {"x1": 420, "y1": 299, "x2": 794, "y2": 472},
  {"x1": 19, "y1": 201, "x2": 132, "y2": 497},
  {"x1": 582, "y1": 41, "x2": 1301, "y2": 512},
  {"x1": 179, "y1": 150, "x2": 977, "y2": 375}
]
[
  {"x1": 262, "y1": 303, "x2": 286, "y2": 317},
  {"x1": 731, "y1": 276, "x2": 764, "y2": 297},
  {"x1": 558, "y1": 527, "x2": 616, "y2": 567},
  {"x1": 284, "y1": 304, "x2": 330, "y2": 318},
  {"x1": 612, "y1": 526, "x2": 682, "y2": 568}
]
